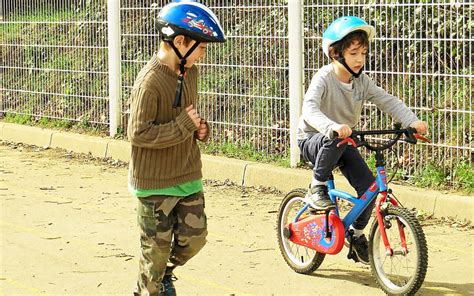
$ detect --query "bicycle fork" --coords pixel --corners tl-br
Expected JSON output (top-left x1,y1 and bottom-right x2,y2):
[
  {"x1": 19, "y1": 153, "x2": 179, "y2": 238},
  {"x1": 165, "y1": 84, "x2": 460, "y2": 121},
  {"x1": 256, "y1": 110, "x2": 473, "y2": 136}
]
[{"x1": 375, "y1": 192, "x2": 408, "y2": 256}]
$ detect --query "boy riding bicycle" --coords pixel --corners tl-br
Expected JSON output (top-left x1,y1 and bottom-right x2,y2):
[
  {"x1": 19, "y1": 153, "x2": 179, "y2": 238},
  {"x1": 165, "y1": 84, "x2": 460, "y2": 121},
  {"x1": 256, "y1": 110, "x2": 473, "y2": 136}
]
[{"x1": 297, "y1": 16, "x2": 428, "y2": 264}]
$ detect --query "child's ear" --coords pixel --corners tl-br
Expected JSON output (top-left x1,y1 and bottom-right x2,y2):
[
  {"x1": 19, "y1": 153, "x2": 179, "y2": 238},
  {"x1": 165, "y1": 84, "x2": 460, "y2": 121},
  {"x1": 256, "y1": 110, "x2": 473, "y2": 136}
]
[
  {"x1": 328, "y1": 47, "x2": 338, "y2": 60},
  {"x1": 173, "y1": 35, "x2": 186, "y2": 48}
]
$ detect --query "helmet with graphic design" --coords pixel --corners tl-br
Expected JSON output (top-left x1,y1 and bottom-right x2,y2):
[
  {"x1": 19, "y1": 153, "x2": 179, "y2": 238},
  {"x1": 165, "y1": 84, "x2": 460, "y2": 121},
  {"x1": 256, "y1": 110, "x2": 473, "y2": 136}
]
[
  {"x1": 322, "y1": 16, "x2": 375, "y2": 58},
  {"x1": 156, "y1": 1, "x2": 226, "y2": 108},
  {"x1": 157, "y1": 0, "x2": 225, "y2": 43}
]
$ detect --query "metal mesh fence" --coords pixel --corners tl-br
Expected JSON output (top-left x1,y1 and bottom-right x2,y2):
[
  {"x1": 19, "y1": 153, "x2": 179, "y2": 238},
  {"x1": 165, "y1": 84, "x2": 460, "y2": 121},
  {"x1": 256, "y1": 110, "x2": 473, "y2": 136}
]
[
  {"x1": 303, "y1": 1, "x2": 473, "y2": 179},
  {"x1": 120, "y1": 0, "x2": 290, "y2": 159},
  {"x1": 120, "y1": 0, "x2": 163, "y2": 129},
  {"x1": 199, "y1": 1, "x2": 289, "y2": 159},
  {"x1": 1, "y1": 0, "x2": 109, "y2": 125},
  {"x1": 0, "y1": 1, "x2": 472, "y2": 182}
]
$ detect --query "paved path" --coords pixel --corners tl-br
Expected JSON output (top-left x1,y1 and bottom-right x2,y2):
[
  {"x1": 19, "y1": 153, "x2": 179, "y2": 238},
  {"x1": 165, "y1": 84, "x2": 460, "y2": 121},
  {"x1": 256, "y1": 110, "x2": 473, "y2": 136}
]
[{"x1": 1, "y1": 144, "x2": 473, "y2": 295}]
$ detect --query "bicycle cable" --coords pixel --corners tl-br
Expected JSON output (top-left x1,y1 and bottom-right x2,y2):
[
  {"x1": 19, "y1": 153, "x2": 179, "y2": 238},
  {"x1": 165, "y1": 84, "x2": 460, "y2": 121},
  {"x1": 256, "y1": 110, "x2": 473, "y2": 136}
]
[
  {"x1": 388, "y1": 189, "x2": 405, "y2": 208},
  {"x1": 387, "y1": 139, "x2": 403, "y2": 185},
  {"x1": 386, "y1": 148, "x2": 405, "y2": 208},
  {"x1": 387, "y1": 160, "x2": 399, "y2": 184}
]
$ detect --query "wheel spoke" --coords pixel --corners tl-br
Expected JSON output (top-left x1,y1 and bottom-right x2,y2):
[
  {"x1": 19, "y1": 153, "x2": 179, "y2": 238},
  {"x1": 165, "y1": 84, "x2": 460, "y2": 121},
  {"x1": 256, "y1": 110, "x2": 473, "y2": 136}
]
[
  {"x1": 370, "y1": 206, "x2": 427, "y2": 295},
  {"x1": 277, "y1": 190, "x2": 325, "y2": 273}
]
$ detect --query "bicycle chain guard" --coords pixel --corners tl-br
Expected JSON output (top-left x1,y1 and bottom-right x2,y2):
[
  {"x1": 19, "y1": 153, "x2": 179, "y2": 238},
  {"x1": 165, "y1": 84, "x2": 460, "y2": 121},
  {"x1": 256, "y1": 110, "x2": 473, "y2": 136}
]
[{"x1": 286, "y1": 212, "x2": 345, "y2": 255}]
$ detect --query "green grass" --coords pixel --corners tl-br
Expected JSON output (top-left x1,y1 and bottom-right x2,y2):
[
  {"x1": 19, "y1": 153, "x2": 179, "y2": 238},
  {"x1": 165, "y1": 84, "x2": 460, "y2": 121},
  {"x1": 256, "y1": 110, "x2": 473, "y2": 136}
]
[
  {"x1": 4, "y1": 113, "x2": 32, "y2": 125},
  {"x1": 452, "y1": 162, "x2": 474, "y2": 194},
  {"x1": 200, "y1": 141, "x2": 290, "y2": 167},
  {"x1": 342, "y1": 151, "x2": 473, "y2": 194},
  {"x1": 13, "y1": 8, "x2": 81, "y2": 22},
  {"x1": 412, "y1": 163, "x2": 447, "y2": 188},
  {"x1": 412, "y1": 161, "x2": 474, "y2": 194},
  {"x1": 3, "y1": 113, "x2": 108, "y2": 136},
  {"x1": 0, "y1": 8, "x2": 82, "y2": 40}
]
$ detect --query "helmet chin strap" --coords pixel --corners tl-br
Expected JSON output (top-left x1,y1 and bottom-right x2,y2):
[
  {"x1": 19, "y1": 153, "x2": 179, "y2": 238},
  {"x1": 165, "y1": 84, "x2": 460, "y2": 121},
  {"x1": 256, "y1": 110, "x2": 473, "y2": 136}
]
[
  {"x1": 167, "y1": 40, "x2": 201, "y2": 108},
  {"x1": 337, "y1": 57, "x2": 363, "y2": 78}
]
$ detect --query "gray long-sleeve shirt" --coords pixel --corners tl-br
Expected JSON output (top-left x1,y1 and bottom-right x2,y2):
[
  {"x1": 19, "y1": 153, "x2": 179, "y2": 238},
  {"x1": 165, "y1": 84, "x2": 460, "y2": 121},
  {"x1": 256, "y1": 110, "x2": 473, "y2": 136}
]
[{"x1": 297, "y1": 64, "x2": 419, "y2": 140}]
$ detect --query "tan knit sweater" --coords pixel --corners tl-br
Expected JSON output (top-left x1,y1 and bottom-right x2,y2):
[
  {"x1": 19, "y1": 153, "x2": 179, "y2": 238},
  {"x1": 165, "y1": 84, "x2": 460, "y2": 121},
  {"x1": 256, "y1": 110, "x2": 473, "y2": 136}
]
[{"x1": 127, "y1": 55, "x2": 205, "y2": 189}]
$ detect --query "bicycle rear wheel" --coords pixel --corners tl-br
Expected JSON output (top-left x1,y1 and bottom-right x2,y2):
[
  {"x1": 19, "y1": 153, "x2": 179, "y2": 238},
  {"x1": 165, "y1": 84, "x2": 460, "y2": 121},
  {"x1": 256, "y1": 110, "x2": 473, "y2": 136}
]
[
  {"x1": 369, "y1": 205, "x2": 428, "y2": 295},
  {"x1": 277, "y1": 188, "x2": 325, "y2": 274}
]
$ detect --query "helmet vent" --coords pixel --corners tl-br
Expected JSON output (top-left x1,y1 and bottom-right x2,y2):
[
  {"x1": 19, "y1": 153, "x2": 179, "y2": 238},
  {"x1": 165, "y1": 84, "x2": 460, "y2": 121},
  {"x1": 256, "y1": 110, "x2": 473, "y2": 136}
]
[{"x1": 161, "y1": 27, "x2": 175, "y2": 36}]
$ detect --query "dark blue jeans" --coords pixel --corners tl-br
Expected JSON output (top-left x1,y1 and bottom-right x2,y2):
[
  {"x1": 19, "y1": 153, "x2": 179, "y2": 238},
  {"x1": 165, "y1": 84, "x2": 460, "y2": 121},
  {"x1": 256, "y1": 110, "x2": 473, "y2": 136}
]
[{"x1": 298, "y1": 133, "x2": 376, "y2": 229}]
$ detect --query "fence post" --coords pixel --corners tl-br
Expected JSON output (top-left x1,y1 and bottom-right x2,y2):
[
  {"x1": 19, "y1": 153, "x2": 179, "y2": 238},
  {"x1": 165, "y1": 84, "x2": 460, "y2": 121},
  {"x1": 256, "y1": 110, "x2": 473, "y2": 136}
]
[
  {"x1": 288, "y1": 0, "x2": 303, "y2": 168},
  {"x1": 107, "y1": 0, "x2": 122, "y2": 137}
]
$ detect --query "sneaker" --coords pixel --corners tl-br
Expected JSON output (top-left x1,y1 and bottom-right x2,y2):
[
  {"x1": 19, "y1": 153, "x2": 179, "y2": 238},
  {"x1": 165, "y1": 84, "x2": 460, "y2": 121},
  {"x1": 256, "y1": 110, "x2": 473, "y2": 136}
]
[
  {"x1": 351, "y1": 234, "x2": 369, "y2": 265},
  {"x1": 307, "y1": 185, "x2": 335, "y2": 210},
  {"x1": 159, "y1": 274, "x2": 177, "y2": 296}
]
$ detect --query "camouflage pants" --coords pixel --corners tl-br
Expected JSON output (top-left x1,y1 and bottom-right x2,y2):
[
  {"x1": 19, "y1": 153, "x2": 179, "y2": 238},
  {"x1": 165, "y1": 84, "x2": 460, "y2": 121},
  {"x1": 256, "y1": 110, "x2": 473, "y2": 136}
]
[{"x1": 136, "y1": 192, "x2": 207, "y2": 296}]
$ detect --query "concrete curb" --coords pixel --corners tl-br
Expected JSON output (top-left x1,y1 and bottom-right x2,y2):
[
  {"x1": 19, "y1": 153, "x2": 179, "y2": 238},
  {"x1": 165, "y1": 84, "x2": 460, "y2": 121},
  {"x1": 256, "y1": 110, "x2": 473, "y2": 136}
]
[
  {"x1": 50, "y1": 132, "x2": 109, "y2": 157},
  {"x1": 105, "y1": 139, "x2": 130, "y2": 162},
  {"x1": 1, "y1": 122, "x2": 473, "y2": 221},
  {"x1": 2, "y1": 123, "x2": 54, "y2": 148},
  {"x1": 0, "y1": 122, "x2": 5, "y2": 140}
]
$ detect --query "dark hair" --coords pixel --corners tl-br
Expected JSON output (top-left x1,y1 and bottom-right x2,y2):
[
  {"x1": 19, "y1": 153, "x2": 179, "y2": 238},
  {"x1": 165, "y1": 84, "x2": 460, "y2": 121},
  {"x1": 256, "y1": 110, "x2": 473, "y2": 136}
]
[{"x1": 328, "y1": 30, "x2": 369, "y2": 60}]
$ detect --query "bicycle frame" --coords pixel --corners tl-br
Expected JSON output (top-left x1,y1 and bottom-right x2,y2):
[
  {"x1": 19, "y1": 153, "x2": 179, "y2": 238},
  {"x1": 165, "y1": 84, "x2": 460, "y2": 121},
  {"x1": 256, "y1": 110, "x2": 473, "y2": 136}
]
[
  {"x1": 326, "y1": 165, "x2": 406, "y2": 257},
  {"x1": 292, "y1": 160, "x2": 406, "y2": 256}
]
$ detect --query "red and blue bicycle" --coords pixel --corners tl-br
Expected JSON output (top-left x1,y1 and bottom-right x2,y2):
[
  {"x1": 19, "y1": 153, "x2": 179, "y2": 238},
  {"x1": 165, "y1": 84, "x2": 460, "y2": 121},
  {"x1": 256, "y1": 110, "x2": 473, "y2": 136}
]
[{"x1": 277, "y1": 125, "x2": 429, "y2": 295}]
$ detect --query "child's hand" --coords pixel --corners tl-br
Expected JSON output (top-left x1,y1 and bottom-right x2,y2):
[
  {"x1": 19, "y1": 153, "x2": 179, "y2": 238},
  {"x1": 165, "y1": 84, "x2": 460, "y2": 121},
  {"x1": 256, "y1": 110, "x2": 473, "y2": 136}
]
[
  {"x1": 334, "y1": 124, "x2": 352, "y2": 138},
  {"x1": 186, "y1": 105, "x2": 201, "y2": 128},
  {"x1": 410, "y1": 120, "x2": 428, "y2": 134},
  {"x1": 197, "y1": 119, "x2": 208, "y2": 140}
]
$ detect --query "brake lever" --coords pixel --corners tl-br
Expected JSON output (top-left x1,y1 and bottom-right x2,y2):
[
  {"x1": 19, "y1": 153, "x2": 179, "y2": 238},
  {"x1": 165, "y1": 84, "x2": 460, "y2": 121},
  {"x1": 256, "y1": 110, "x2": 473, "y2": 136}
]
[
  {"x1": 415, "y1": 134, "x2": 431, "y2": 143},
  {"x1": 336, "y1": 137, "x2": 357, "y2": 147}
]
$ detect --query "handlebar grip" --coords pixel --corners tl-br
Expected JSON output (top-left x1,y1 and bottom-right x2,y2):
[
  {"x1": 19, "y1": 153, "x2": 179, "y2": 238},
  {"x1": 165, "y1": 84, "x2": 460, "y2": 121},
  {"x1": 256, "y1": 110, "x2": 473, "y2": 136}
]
[{"x1": 404, "y1": 127, "x2": 418, "y2": 144}]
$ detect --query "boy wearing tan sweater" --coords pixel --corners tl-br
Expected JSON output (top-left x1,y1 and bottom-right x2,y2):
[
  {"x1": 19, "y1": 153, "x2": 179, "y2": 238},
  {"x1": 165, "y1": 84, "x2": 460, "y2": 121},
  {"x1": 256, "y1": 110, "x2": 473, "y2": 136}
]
[{"x1": 127, "y1": 2, "x2": 225, "y2": 295}]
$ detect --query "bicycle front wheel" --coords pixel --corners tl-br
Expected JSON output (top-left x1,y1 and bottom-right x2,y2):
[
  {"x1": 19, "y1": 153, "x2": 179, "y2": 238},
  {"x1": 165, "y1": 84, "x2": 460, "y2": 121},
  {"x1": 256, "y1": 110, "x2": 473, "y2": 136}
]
[
  {"x1": 369, "y1": 205, "x2": 428, "y2": 295},
  {"x1": 277, "y1": 188, "x2": 325, "y2": 274}
]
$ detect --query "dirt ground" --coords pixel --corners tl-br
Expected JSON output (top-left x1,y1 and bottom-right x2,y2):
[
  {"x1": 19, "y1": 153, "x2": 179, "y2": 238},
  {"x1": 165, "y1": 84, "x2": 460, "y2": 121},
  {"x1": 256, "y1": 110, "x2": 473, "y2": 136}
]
[{"x1": 1, "y1": 143, "x2": 473, "y2": 296}]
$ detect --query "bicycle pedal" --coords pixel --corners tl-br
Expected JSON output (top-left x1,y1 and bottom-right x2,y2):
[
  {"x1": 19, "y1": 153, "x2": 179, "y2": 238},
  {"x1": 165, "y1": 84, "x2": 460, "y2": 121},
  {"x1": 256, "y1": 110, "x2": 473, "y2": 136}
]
[{"x1": 347, "y1": 251, "x2": 359, "y2": 262}]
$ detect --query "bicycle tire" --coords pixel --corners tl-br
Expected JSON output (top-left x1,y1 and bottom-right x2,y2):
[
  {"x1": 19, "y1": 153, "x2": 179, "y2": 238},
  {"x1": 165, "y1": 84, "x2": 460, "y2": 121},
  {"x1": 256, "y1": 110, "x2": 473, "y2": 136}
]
[
  {"x1": 277, "y1": 188, "x2": 325, "y2": 274},
  {"x1": 369, "y1": 205, "x2": 428, "y2": 295}
]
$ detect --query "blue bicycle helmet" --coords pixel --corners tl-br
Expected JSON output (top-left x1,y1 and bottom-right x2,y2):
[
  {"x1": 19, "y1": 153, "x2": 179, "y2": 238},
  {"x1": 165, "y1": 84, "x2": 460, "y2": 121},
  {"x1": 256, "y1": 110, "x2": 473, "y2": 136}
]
[
  {"x1": 157, "y1": 0, "x2": 225, "y2": 43},
  {"x1": 322, "y1": 16, "x2": 375, "y2": 57},
  {"x1": 156, "y1": 0, "x2": 226, "y2": 108},
  {"x1": 322, "y1": 16, "x2": 375, "y2": 78}
]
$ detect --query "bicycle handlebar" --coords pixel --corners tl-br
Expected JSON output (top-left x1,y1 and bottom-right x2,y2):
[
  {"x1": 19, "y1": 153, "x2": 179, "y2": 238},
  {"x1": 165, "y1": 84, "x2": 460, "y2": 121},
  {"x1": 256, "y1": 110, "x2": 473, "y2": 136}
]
[{"x1": 335, "y1": 124, "x2": 430, "y2": 152}]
